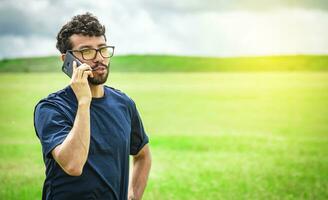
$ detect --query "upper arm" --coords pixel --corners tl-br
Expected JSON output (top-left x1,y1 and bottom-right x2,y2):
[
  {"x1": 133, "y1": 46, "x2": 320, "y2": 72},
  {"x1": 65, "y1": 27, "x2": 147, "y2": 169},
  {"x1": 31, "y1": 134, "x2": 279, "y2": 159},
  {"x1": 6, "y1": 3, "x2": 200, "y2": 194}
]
[
  {"x1": 129, "y1": 101, "x2": 149, "y2": 155},
  {"x1": 133, "y1": 144, "x2": 151, "y2": 159},
  {"x1": 34, "y1": 101, "x2": 72, "y2": 158}
]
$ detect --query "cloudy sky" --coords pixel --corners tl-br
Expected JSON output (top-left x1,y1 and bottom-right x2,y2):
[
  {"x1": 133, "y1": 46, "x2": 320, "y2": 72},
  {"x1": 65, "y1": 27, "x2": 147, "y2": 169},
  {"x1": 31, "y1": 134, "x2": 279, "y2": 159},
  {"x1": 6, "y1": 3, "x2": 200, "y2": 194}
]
[{"x1": 0, "y1": 0, "x2": 327, "y2": 58}]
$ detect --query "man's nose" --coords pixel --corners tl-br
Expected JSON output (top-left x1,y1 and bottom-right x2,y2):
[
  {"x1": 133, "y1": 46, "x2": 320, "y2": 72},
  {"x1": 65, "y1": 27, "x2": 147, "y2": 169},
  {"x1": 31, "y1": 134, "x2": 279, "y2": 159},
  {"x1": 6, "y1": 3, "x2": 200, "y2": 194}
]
[{"x1": 93, "y1": 50, "x2": 104, "y2": 63}]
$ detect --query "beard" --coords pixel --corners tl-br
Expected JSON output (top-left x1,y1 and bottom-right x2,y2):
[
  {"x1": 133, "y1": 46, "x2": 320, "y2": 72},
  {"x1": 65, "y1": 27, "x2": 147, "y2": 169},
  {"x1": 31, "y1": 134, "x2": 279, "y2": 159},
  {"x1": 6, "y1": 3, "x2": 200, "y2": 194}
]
[{"x1": 88, "y1": 62, "x2": 110, "y2": 85}]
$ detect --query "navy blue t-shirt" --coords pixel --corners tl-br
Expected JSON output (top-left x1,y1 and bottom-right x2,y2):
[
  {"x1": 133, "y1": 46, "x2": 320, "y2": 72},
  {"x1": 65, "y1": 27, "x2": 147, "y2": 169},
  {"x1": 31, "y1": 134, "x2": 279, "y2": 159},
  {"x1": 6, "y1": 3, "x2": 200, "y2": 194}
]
[{"x1": 34, "y1": 85, "x2": 149, "y2": 200}]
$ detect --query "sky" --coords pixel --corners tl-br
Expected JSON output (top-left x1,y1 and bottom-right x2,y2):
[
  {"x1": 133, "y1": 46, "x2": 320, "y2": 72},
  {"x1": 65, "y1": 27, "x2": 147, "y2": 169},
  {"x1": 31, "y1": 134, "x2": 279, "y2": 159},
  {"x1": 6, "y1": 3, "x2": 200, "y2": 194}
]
[{"x1": 0, "y1": 0, "x2": 327, "y2": 58}]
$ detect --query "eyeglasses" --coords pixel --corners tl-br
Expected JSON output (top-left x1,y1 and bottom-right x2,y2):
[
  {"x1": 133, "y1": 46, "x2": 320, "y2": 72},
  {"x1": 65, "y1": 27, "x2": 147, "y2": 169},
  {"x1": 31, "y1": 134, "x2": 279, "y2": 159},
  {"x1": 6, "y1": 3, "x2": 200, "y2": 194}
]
[{"x1": 68, "y1": 46, "x2": 115, "y2": 60}]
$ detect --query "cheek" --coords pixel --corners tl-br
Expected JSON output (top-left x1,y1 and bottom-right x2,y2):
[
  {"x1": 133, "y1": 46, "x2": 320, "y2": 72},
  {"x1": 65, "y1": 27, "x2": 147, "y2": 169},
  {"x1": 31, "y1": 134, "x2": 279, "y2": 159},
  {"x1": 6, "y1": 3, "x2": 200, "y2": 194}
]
[
  {"x1": 81, "y1": 60, "x2": 95, "y2": 67},
  {"x1": 104, "y1": 58, "x2": 110, "y2": 65},
  {"x1": 87, "y1": 61, "x2": 95, "y2": 66},
  {"x1": 73, "y1": 54, "x2": 84, "y2": 62}
]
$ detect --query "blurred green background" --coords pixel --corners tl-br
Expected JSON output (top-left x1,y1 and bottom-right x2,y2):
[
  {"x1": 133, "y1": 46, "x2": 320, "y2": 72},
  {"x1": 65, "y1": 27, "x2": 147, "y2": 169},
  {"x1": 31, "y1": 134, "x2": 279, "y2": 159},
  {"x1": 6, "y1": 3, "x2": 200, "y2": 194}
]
[{"x1": 0, "y1": 55, "x2": 327, "y2": 199}]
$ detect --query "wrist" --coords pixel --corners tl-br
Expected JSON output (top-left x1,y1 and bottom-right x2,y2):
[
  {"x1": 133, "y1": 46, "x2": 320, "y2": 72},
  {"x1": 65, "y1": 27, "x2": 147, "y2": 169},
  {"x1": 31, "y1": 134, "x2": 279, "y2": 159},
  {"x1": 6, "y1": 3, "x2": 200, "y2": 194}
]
[
  {"x1": 128, "y1": 196, "x2": 137, "y2": 200},
  {"x1": 128, "y1": 191, "x2": 140, "y2": 200},
  {"x1": 78, "y1": 100, "x2": 91, "y2": 107}
]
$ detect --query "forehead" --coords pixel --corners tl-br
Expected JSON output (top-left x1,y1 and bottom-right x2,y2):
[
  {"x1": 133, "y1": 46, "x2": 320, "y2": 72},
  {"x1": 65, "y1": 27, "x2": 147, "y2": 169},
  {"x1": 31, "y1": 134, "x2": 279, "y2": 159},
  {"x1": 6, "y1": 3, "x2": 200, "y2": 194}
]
[{"x1": 69, "y1": 34, "x2": 106, "y2": 49}]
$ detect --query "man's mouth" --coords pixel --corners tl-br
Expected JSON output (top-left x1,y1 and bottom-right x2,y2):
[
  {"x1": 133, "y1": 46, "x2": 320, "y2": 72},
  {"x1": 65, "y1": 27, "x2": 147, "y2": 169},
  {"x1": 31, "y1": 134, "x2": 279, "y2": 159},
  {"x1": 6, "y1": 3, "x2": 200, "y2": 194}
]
[{"x1": 91, "y1": 64, "x2": 107, "y2": 71}]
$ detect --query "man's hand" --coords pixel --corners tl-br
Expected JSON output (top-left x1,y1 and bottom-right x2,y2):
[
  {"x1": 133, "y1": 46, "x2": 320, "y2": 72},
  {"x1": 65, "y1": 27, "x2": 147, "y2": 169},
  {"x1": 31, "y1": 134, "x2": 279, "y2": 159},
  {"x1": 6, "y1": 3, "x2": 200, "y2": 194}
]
[{"x1": 70, "y1": 61, "x2": 94, "y2": 105}]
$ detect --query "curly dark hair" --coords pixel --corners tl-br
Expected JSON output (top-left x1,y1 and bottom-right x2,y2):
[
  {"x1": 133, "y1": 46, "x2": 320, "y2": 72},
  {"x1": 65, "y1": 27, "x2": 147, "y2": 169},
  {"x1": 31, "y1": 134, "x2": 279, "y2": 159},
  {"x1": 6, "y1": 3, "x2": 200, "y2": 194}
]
[{"x1": 56, "y1": 12, "x2": 106, "y2": 53}]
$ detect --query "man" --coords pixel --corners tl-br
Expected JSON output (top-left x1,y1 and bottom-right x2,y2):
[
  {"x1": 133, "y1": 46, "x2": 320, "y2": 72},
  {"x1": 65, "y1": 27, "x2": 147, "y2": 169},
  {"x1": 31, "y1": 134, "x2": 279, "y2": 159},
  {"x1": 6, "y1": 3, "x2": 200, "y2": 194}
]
[{"x1": 34, "y1": 13, "x2": 151, "y2": 200}]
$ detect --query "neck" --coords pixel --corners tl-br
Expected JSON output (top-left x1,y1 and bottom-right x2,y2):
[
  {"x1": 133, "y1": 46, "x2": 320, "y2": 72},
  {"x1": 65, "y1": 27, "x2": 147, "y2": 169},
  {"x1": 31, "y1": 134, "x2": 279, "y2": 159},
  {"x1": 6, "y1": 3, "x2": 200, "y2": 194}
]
[{"x1": 89, "y1": 84, "x2": 105, "y2": 98}]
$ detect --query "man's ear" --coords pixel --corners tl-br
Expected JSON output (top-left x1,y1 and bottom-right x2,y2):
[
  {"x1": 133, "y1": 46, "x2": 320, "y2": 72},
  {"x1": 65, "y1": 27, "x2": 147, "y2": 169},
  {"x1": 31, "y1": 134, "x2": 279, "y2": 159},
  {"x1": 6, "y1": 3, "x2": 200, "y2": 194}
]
[{"x1": 61, "y1": 54, "x2": 65, "y2": 62}]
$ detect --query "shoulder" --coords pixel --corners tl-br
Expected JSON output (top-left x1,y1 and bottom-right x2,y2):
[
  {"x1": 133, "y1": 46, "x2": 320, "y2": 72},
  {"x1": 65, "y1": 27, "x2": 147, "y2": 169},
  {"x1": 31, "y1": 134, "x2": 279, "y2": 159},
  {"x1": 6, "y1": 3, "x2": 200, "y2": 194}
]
[
  {"x1": 34, "y1": 86, "x2": 76, "y2": 114},
  {"x1": 104, "y1": 85, "x2": 138, "y2": 117},
  {"x1": 105, "y1": 85, "x2": 136, "y2": 106}
]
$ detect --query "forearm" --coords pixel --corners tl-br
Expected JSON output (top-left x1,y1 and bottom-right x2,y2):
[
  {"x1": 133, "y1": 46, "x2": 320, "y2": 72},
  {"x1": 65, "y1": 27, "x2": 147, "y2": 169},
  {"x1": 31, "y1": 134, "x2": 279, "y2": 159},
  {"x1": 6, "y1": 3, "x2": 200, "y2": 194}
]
[
  {"x1": 53, "y1": 102, "x2": 91, "y2": 175},
  {"x1": 129, "y1": 146, "x2": 152, "y2": 200}
]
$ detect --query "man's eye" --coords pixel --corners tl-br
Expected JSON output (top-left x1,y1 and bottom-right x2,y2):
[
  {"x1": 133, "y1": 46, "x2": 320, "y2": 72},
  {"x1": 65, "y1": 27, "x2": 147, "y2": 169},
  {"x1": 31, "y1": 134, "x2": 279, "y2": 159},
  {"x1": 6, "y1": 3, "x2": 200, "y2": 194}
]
[
  {"x1": 81, "y1": 49, "x2": 93, "y2": 54},
  {"x1": 100, "y1": 48, "x2": 108, "y2": 54}
]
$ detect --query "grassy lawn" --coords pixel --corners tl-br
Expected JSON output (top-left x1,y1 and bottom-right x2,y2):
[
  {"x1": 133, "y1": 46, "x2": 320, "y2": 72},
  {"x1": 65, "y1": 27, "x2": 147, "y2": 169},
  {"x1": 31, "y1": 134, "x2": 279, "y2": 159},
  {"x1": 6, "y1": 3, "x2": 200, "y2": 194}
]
[
  {"x1": 0, "y1": 72, "x2": 327, "y2": 199},
  {"x1": 1, "y1": 55, "x2": 327, "y2": 72}
]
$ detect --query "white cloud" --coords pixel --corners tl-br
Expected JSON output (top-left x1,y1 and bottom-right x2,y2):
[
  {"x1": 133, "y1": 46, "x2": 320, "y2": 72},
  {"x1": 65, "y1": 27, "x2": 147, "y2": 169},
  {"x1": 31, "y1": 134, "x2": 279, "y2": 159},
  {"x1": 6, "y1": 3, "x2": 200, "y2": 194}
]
[
  {"x1": 196, "y1": 9, "x2": 328, "y2": 56},
  {"x1": 0, "y1": 35, "x2": 57, "y2": 58},
  {"x1": 0, "y1": 0, "x2": 327, "y2": 58},
  {"x1": 109, "y1": 8, "x2": 328, "y2": 57}
]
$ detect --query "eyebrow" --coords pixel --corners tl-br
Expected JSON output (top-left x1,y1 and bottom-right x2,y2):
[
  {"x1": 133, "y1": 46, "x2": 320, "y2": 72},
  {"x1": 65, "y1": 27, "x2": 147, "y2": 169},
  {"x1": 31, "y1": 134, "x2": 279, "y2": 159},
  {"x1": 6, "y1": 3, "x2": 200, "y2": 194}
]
[{"x1": 78, "y1": 43, "x2": 107, "y2": 50}]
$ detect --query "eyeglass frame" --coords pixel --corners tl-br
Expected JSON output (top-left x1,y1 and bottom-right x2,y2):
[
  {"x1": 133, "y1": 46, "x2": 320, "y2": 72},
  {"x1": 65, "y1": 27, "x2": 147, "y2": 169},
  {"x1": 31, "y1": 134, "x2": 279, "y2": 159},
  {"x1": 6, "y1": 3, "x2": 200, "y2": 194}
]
[{"x1": 67, "y1": 45, "x2": 115, "y2": 60}]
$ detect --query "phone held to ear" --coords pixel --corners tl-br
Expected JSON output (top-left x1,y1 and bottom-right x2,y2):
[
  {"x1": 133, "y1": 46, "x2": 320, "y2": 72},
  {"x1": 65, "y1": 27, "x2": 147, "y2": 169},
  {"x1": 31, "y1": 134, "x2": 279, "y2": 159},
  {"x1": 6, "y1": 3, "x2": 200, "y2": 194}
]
[{"x1": 62, "y1": 52, "x2": 82, "y2": 78}]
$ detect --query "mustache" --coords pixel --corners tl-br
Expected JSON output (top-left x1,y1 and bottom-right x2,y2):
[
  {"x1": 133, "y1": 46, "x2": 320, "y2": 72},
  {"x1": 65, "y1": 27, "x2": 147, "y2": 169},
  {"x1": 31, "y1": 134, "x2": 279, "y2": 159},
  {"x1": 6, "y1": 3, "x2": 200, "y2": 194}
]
[{"x1": 91, "y1": 62, "x2": 108, "y2": 71}]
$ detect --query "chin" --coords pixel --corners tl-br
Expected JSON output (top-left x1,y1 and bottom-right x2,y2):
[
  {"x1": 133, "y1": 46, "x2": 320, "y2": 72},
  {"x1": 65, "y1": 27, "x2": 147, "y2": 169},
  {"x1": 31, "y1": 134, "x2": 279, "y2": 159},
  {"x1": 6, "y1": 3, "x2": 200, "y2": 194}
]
[{"x1": 88, "y1": 74, "x2": 109, "y2": 85}]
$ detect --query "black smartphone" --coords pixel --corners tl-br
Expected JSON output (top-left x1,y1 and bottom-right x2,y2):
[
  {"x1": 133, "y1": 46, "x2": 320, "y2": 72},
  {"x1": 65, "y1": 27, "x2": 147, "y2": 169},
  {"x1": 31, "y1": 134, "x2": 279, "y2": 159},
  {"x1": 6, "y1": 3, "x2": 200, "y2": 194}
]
[{"x1": 62, "y1": 52, "x2": 82, "y2": 78}]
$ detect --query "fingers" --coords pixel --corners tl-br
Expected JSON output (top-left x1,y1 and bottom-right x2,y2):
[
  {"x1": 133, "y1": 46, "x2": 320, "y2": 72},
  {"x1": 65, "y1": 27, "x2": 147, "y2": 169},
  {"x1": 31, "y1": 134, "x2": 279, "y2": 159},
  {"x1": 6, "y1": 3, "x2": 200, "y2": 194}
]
[
  {"x1": 82, "y1": 70, "x2": 94, "y2": 80},
  {"x1": 72, "y1": 61, "x2": 77, "y2": 71},
  {"x1": 70, "y1": 61, "x2": 93, "y2": 84},
  {"x1": 71, "y1": 61, "x2": 78, "y2": 80},
  {"x1": 75, "y1": 64, "x2": 93, "y2": 80}
]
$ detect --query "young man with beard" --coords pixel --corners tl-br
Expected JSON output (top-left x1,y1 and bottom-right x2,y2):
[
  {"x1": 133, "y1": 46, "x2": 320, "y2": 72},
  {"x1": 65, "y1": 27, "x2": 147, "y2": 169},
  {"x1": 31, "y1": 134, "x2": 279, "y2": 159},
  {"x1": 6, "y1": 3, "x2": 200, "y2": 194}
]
[{"x1": 34, "y1": 13, "x2": 151, "y2": 200}]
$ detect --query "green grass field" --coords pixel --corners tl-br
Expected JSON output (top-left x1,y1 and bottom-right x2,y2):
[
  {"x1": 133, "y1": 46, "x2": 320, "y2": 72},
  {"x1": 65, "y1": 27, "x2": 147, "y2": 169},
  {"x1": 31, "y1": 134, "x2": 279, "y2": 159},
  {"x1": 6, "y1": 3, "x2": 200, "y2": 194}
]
[
  {"x1": 1, "y1": 54, "x2": 328, "y2": 72},
  {"x1": 0, "y1": 71, "x2": 327, "y2": 199}
]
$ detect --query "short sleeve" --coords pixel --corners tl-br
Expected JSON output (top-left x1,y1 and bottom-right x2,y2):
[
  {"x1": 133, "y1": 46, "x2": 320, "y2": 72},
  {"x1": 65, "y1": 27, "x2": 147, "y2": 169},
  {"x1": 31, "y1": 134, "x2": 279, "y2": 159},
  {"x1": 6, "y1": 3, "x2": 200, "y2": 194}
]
[
  {"x1": 129, "y1": 101, "x2": 149, "y2": 155},
  {"x1": 34, "y1": 101, "x2": 72, "y2": 158}
]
